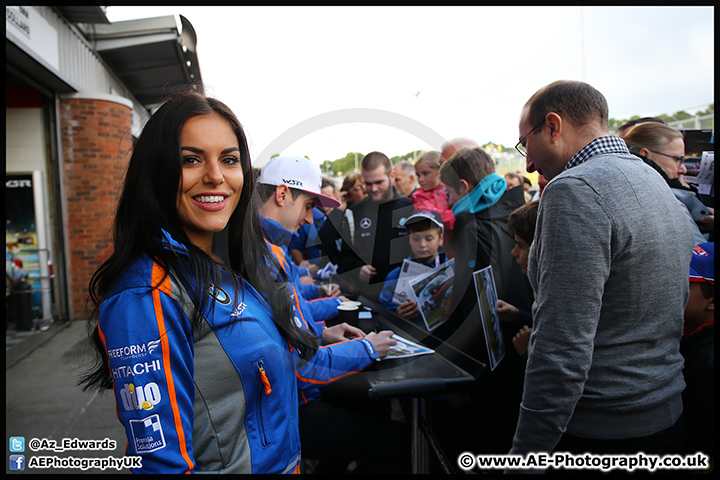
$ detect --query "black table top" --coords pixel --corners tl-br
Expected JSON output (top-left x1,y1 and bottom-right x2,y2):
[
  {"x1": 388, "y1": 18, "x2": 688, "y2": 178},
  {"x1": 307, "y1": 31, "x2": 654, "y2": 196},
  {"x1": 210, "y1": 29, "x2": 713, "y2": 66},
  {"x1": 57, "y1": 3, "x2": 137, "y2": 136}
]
[{"x1": 324, "y1": 297, "x2": 486, "y2": 398}]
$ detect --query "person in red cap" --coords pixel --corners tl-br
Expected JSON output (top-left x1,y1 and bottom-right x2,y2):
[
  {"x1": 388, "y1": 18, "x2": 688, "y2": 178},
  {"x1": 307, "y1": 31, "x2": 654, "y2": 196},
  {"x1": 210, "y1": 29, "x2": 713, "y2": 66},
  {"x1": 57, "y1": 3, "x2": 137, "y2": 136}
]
[{"x1": 680, "y1": 242, "x2": 714, "y2": 462}]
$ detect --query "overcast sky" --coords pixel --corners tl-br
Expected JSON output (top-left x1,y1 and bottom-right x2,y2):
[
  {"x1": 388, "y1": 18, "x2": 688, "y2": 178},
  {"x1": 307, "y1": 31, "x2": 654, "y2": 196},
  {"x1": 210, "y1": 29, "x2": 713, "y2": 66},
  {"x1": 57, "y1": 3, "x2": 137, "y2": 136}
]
[{"x1": 106, "y1": 6, "x2": 714, "y2": 167}]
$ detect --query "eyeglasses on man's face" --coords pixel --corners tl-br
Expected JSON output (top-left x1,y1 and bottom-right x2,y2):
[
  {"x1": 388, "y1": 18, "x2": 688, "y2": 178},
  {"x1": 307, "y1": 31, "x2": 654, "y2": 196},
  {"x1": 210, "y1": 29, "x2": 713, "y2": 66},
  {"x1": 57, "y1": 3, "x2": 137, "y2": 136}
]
[
  {"x1": 516, "y1": 119, "x2": 546, "y2": 157},
  {"x1": 650, "y1": 150, "x2": 686, "y2": 166}
]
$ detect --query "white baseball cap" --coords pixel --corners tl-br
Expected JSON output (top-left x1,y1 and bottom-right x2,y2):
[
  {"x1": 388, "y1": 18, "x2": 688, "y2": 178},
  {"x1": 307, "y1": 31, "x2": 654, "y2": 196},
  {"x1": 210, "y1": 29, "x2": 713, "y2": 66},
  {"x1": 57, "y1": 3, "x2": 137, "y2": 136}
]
[
  {"x1": 403, "y1": 210, "x2": 444, "y2": 233},
  {"x1": 257, "y1": 156, "x2": 341, "y2": 208}
]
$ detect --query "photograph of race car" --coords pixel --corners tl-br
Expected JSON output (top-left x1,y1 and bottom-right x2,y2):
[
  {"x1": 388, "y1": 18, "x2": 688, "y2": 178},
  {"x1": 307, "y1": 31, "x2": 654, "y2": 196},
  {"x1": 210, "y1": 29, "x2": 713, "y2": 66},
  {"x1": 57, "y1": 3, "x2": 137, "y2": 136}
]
[
  {"x1": 473, "y1": 265, "x2": 505, "y2": 370},
  {"x1": 407, "y1": 258, "x2": 455, "y2": 332}
]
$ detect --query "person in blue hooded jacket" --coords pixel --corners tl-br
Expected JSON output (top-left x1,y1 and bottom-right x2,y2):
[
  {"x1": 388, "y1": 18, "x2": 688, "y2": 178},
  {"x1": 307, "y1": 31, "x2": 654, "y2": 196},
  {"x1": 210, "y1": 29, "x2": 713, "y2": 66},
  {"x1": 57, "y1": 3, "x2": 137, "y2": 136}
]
[
  {"x1": 428, "y1": 146, "x2": 534, "y2": 460},
  {"x1": 438, "y1": 147, "x2": 533, "y2": 337},
  {"x1": 78, "y1": 91, "x2": 319, "y2": 474}
]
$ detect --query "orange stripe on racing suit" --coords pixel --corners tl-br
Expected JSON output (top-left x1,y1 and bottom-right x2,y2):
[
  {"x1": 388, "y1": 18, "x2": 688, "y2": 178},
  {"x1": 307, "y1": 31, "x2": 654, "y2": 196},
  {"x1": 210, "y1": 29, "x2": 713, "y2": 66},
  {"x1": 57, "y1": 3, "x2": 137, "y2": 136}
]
[{"x1": 151, "y1": 262, "x2": 195, "y2": 473}]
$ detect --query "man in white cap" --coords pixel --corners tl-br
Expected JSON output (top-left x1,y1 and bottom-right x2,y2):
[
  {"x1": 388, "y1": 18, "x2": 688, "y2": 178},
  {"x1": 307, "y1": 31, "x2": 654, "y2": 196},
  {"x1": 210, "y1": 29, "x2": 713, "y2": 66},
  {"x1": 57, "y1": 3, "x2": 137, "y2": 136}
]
[
  {"x1": 257, "y1": 156, "x2": 396, "y2": 343},
  {"x1": 256, "y1": 156, "x2": 406, "y2": 474},
  {"x1": 257, "y1": 156, "x2": 341, "y2": 246},
  {"x1": 257, "y1": 156, "x2": 344, "y2": 319}
]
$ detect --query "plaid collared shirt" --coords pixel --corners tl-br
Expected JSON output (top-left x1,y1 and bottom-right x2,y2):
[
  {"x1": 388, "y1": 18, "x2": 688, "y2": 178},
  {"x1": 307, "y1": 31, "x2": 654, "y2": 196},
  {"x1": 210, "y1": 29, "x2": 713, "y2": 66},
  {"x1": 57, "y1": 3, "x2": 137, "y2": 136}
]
[{"x1": 564, "y1": 136, "x2": 631, "y2": 171}]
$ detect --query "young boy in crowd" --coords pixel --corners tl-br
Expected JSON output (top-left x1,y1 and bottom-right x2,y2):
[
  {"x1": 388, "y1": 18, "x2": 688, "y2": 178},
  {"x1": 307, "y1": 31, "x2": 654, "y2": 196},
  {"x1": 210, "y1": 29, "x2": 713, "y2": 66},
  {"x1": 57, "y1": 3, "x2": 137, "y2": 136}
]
[
  {"x1": 680, "y1": 242, "x2": 714, "y2": 461},
  {"x1": 496, "y1": 200, "x2": 539, "y2": 357},
  {"x1": 379, "y1": 210, "x2": 447, "y2": 321}
]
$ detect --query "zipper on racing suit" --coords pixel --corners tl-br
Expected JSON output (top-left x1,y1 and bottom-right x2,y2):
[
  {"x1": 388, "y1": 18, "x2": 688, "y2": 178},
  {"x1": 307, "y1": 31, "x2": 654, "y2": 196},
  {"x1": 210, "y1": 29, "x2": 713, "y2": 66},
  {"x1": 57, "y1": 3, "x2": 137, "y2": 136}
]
[{"x1": 256, "y1": 360, "x2": 273, "y2": 446}]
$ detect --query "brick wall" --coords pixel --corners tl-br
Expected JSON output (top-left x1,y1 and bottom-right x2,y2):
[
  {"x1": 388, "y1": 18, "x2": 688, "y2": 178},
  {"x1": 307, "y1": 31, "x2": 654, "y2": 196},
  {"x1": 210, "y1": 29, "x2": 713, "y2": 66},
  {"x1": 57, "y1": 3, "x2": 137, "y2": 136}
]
[{"x1": 59, "y1": 97, "x2": 133, "y2": 320}]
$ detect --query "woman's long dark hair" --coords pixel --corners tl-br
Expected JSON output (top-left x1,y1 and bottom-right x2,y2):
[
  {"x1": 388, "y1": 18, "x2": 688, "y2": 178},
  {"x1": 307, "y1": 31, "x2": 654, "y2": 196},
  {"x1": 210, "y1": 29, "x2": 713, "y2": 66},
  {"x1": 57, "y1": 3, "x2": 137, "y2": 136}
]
[{"x1": 80, "y1": 90, "x2": 317, "y2": 392}]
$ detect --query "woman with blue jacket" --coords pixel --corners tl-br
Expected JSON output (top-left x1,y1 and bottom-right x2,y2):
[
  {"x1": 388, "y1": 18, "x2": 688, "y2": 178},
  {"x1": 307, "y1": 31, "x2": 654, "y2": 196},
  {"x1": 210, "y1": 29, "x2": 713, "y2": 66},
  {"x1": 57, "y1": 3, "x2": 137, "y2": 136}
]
[{"x1": 79, "y1": 91, "x2": 318, "y2": 473}]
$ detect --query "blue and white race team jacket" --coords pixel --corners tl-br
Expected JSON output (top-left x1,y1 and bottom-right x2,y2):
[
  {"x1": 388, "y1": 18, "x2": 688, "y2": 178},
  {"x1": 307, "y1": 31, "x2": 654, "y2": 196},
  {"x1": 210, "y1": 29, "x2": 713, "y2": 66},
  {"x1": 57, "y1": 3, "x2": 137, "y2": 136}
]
[
  {"x1": 98, "y1": 232, "x2": 302, "y2": 474},
  {"x1": 260, "y1": 216, "x2": 341, "y2": 325},
  {"x1": 261, "y1": 216, "x2": 379, "y2": 405}
]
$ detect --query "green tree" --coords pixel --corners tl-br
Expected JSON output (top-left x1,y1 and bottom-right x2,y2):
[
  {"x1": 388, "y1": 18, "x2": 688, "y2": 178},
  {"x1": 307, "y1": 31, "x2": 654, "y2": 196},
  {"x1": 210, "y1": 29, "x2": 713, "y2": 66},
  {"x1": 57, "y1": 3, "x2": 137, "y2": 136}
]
[
  {"x1": 698, "y1": 104, "x2": 714, "y2": 116},
  {"x1": 391, "y1": 150, "x2": 423, "y2": 164},
  {"x1": 609, "y1": 104, "x2": 714, "y2": 133},
  {"x1": 320, "y1": 160, "x2": 333, "y2": 177},
  {"x1": 609, "y1": 116, "x2": 640, "y2": 132},
  {"x1": 668, "y1": 111, "x2": 692, "y2": 122},
  {"x1": 332, "y1": 152, "x2": 363, "y2": 176}
]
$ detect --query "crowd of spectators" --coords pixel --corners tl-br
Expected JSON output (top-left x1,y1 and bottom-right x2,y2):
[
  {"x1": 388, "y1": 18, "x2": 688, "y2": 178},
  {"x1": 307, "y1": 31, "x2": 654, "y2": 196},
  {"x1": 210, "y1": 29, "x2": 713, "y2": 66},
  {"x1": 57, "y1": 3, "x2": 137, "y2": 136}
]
[
  {"x1": 82, "y1": 82, "x2": 714, "y2": 474},
  {"x1": 288, "y1": 81, "x2": 713, "y2": 474}
]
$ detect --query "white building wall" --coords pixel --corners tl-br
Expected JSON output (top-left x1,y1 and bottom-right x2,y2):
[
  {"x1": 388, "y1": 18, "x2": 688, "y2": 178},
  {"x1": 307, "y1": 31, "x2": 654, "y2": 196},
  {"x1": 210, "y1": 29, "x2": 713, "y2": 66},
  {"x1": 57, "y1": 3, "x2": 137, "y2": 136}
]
[
  {"x1": 29, "y1": 6, "x2": 150, "y2": 127},
  {"x1": 5, "y1": 108, "x2": 46, "y2": 173}
]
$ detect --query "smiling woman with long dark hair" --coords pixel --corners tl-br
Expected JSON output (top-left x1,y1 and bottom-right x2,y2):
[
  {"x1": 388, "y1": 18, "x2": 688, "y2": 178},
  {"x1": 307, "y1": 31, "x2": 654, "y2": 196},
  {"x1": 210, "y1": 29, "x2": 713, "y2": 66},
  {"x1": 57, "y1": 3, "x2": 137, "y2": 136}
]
[{"x1": 79, "y1": 90, "x2": 317, "y2": 473}]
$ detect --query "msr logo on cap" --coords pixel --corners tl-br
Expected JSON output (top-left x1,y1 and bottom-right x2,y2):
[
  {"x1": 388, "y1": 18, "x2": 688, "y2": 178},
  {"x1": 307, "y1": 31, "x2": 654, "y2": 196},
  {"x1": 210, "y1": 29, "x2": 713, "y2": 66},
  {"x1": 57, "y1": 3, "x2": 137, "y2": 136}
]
[{"x1": 283, "y1": 179, "x2": 303, "y2": 187}]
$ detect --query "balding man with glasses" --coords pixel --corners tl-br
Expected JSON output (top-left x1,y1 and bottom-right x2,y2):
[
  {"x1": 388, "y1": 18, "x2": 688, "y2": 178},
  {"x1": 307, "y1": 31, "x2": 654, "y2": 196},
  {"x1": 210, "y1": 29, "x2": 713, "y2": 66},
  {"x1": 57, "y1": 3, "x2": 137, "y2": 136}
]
[{"x1": 507, "y1": 80, "x2": 696, "y2": 473}]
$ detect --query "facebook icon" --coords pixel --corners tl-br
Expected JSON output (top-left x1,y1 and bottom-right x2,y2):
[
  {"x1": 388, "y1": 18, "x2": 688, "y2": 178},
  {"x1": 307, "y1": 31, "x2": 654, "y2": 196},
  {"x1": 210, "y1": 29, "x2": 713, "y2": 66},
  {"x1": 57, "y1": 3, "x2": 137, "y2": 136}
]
[{"x1": 9, "y1": 454, "x2": 25, "y2": 470}]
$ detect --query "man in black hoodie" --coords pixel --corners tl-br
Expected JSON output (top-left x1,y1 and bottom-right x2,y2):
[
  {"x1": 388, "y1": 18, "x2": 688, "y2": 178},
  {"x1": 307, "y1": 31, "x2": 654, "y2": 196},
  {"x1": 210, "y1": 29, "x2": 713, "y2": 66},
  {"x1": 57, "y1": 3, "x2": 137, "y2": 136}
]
[{"x1": 336, "y1": 152, "x2": 414, "y2": 301}]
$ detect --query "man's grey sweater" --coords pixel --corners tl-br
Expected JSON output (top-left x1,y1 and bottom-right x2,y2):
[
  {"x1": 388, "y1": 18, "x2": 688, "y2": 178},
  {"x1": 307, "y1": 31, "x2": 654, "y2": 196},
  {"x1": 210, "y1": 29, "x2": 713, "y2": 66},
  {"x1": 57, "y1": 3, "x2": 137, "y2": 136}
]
[{"x1": 510, "y1": 150, "x2": 695, "y2": 456}]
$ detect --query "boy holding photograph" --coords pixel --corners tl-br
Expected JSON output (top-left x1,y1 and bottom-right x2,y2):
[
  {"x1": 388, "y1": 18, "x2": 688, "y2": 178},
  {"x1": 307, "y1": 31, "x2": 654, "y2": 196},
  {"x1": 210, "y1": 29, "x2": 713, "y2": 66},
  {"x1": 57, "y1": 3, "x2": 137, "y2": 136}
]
[
  {"x1": 496, "y1": 200, "x2": 539, "y2": 357},
  {"x1": 379, "y1": 210, "x2": 447, "y2": 320},
  {"x1": 431, "y1": 147, "x2": 532, "y2": 458}
]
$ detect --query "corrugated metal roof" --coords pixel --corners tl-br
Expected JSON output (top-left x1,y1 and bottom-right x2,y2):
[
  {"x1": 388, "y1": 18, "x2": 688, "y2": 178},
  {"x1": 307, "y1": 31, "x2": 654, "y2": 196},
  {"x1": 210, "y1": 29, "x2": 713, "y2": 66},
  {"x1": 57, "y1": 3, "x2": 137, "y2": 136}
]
[
  {"x1": 56, "y1": 5, "x2": 109, "y2": 24},
  {"x1": 83, "y1": 14, "x2": 203, "y2": 107}
]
